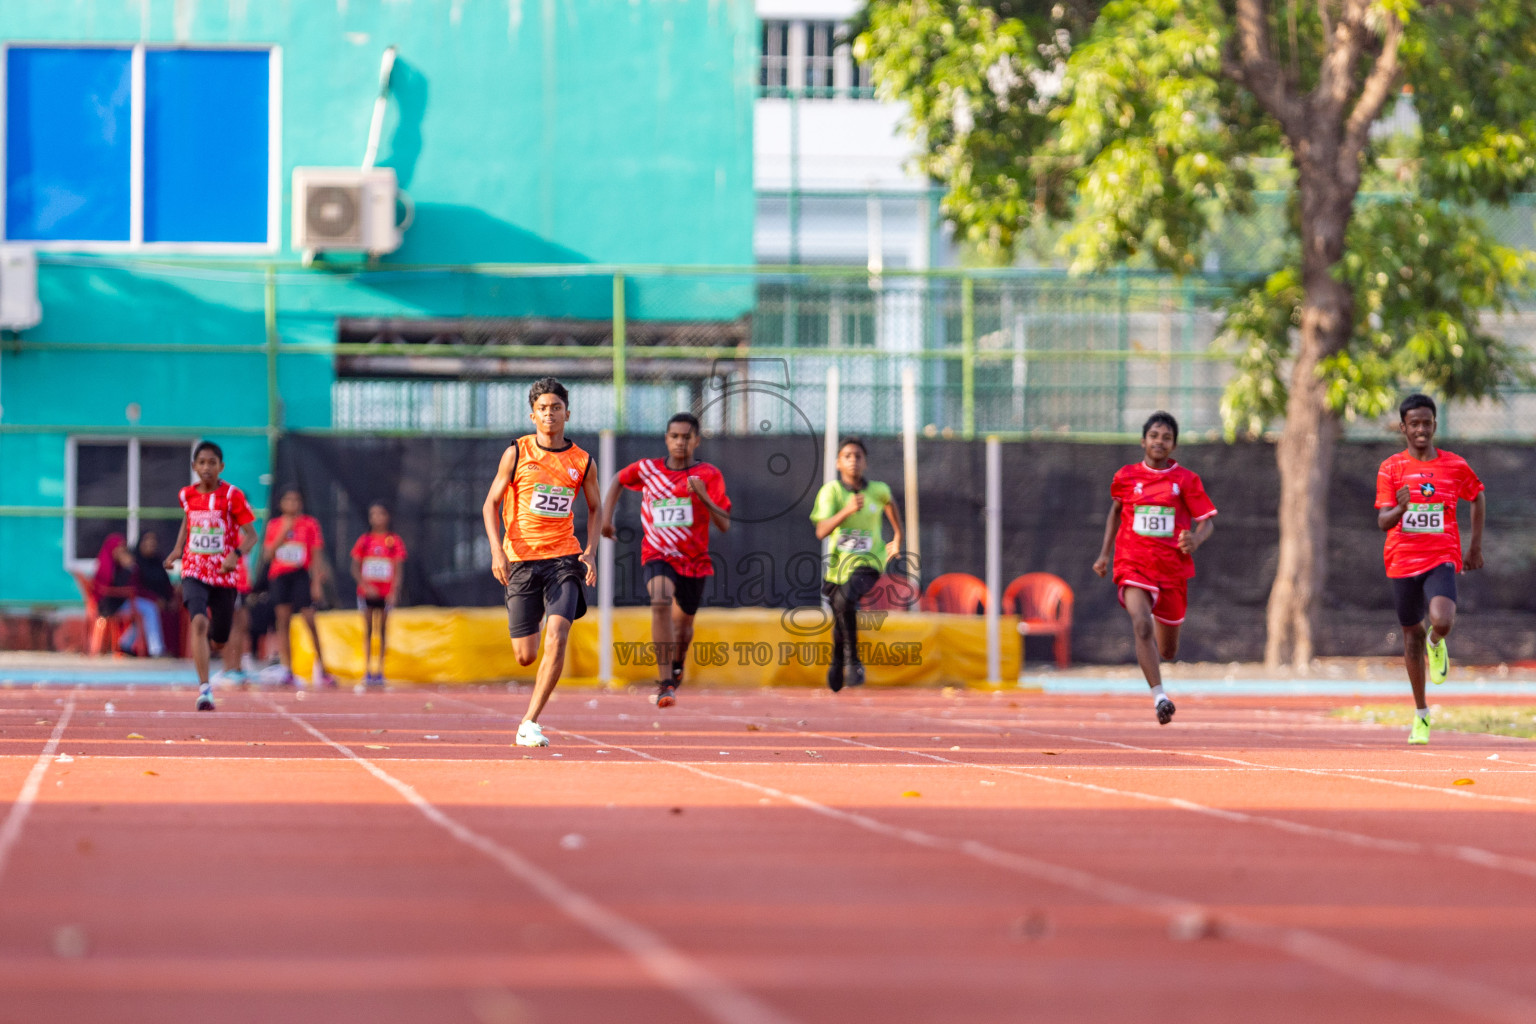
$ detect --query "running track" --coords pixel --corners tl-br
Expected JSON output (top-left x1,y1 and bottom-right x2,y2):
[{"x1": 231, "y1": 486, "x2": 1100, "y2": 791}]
[{"x1": 3, "y1": 686, "x2": 1535, "y2": 1023}]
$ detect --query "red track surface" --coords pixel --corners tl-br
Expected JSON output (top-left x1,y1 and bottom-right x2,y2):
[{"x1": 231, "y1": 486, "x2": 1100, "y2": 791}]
[{"x1": 3, "y1": 686, "x2": 1536, "y2": 1023}]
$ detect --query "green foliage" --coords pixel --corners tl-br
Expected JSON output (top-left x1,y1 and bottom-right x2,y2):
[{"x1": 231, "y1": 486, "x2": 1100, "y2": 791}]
[
  {"x1": 1219, "y1": 201, "x2": 1533, "y2": 438},
  {"x1": 858, "y1": 0, "x2": 1536, "y2": 434}
]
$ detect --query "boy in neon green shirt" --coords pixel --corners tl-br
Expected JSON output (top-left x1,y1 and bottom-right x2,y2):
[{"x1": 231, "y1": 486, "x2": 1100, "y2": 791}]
[{"x1": 811, "y1": 437, "x2": 904, "y2": 690}]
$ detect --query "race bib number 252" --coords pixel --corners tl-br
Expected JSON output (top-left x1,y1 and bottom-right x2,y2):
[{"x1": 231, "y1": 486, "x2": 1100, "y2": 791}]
[{"x1": 529, "y1": 483, "x2": 575, "y2": 519}]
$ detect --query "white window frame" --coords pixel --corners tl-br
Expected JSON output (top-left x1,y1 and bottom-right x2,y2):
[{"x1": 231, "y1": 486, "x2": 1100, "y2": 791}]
[
  {"x1": 0, "y1": 42, "x2": 282, "y2": 253},
  {"x1": 63, "y1": 435, "x2": 197, "y2": 575}
]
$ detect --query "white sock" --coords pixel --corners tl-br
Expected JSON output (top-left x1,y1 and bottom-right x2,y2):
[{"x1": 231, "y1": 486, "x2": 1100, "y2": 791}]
[
  {"x1": 1151, "y1": 684, "x2": 1167, "y2": 705},
  {"x1": 1416, "y1": 707, "x2": 1430, "y2": 722}
]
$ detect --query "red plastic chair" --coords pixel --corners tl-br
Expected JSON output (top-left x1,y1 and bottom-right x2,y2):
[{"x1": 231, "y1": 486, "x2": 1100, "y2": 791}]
[
  {"x1": 1003, "y1": 572, "x2": 1074, "y2": 668},
  {"x1": 919, "y1": 573, "x2": 990, "y2": 615},
  {"x1": 70, "y1": 572, "x2": 147, "y2": 657},
  {"x1": 863, "y1": 573, "x2": 920, "y2": 611}
]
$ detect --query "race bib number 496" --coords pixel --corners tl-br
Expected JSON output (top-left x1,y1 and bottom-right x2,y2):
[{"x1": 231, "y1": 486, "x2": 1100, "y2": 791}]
[
  {"x1": 1132, "y1": 505, "x2": 1175, "y2": 538},
  {"x1": 529, "y1": 483, "x2": 575, "y2": 519},
  {"x1": 649, "y1": 496, "x2": 694, "y2": 527},
  {"x1": 1402, "y1": 502, "x2": 1445, "y2": 533}
]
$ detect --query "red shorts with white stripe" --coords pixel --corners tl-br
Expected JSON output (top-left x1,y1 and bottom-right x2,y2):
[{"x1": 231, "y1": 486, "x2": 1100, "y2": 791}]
[{"x1": 1114, "y1": 571, "x2": 1188, "y2": 626}]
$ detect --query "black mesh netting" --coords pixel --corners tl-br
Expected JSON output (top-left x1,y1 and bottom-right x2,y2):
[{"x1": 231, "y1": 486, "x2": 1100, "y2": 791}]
[{"x1": 275, "y1": 434, "x2": 1536, "y2": 664}]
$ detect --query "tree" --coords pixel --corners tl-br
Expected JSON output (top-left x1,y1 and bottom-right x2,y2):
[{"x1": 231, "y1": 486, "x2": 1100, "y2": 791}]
[{"x1": 858, "y1": 0, "x2": 1535, "y2": 667}]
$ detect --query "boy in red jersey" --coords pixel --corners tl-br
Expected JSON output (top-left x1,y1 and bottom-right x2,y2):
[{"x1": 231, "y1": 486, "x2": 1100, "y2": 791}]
[
  {"x1": 599, "y1": 412, "x2": 732, "y2": 707},
  {"x1": 350, "y1": 501, "x2": 408, "y2": 689},
  {"x1": 1376, "y1": 393, "x2": 1485, "y2": 745},
  {"x1": 1093, "y1": 412, "x2": 1217, "y2": 725},
  {"x1": 165, "y1": 441, "x2": 258, "y2": 711},
  {"x1": 260, "y1": 487, "x2": 336, "y2": 689},
  {"x1": 482, "y1": 378, "x2": 601, "y2": 748}
]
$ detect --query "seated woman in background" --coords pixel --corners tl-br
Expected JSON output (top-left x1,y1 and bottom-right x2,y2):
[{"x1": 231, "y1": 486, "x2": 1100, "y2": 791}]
[
  {"x1": 94, "y1": 534, "x2": 166, "y2": 657},
  {"x1": 135, "y1": 531, "x2": 178, "y2": 655}
]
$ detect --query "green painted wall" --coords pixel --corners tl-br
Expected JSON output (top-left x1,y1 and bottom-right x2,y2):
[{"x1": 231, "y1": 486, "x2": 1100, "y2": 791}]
[{"x1": 0, "y1": 0, "x2": 757, "y2": 604}]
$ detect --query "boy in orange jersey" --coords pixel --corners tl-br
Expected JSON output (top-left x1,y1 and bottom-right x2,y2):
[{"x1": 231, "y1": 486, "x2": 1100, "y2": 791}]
[{"x1": 481, "y1": 377, "x2": 601, "y2": 747}]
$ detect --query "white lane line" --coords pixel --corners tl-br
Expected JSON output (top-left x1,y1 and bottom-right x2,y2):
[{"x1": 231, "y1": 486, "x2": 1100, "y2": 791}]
[
  {"x1": 0, "y1": 698, "x2": 76, "y2": 889},
  {"x1": 859, "y1": 700, "x2": 1536, "y2": 808},
  {"x1": 706, "y1": 713, "x2": 1536, "y2": 883},
  {"x1": 537, "y1": 723, "x2": 1536, "y2": 1024},
  {"x1": 262, "y1": 700, "x2": 795, "y2": 1024}
]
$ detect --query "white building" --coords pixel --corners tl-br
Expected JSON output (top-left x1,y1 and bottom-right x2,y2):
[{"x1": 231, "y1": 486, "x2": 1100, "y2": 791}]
[{"x1": 753, "y1": 0, "x2": 950, "y2": 269}]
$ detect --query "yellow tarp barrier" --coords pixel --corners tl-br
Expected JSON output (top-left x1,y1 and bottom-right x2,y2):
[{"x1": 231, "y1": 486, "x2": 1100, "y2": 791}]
[{"x1": 290, "y1": 606, "x2": 1022, "y2": 687}]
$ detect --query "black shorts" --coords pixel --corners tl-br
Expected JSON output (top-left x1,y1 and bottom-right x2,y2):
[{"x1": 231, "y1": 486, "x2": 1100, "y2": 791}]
[
  {"x1": 359, "y1": 596, "x2": 388, "y2": 611},
  {"x1": 643, "y1": 561, "x2": 708, "y2": 617},
  {"x1": 182, "y1": 578, "x2": 238, "y2": 645},
  {"x1": 506, "y1": 555, "x2": 587, "y2": 640},
  {"x1": 1391, "y1": 562, "x2": 1458, "y2": 627},
  {"x1": 269, "y1": 568, "x2": 313, "y2": 610}
]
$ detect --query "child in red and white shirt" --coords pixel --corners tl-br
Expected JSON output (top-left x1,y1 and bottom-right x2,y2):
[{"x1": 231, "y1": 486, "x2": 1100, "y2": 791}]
[
  {"x1": 260, "y1": 487, "x2": 335, "y2": 688},
  {"x1": 350, "y1": 502, "x2": 408, "y2": 689},
  {"x1": 1092, "y1": 411, "x2": 1217, "y2": 726},
  {"x1": 165, "y1": 441, "x2": 258, "y2": 711}
]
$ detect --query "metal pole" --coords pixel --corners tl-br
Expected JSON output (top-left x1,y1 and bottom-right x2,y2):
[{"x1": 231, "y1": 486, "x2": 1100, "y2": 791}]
[
  {"x1": 901, "y1": 365, "x2": 921, "y2": 609},
  {"x1": 822, "y1": 364, "x2": 839, "y2": 616},
  {"x1": 612, "y1": 272, "x2": 627, "y2": 430},
  {"x1": 264, "y1": 266, "x2": 280, "y2": 480},
  {"x1": 823, "y1": 364, "x2": 839, "y2": 486},
  {"x1": 985, "y1": 434, "x2": 1001, "y2": 685},
  {"x1": 788, "y1": 89, "x2": 800, "y2": 266},
  {"x1": 961, "y1": 275, "x2": 976, "y2": 440},
  {"x1": 598, "y1": 428, "x2": 615, "y2": 687}
]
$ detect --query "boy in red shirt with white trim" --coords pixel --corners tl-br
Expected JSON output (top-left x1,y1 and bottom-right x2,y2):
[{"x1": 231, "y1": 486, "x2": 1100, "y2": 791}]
[
  {"x1": 600, "y1": 412, "x2": 731, "y2": 707},
  {"x1": 1093, "y1": 412, "x2": 1217, "y2": 725},
  {"x1": 350, "y1": 501, "x2": 408, "y2": 689},
  {"x1": 1376, "y1": 393, "x2": 1485, "y2": 745},
  {"x1": 165, "y1": 441, "x2": 258, "y2": 711},
  {"x1": 260, "y1": 487, "x2": 336, "y2": 688}
]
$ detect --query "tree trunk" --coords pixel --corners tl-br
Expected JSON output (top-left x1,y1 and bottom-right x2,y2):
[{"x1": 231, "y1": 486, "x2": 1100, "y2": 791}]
[{"x1": 1263, "y1": 174, "x2": 1353, "y2": 670}]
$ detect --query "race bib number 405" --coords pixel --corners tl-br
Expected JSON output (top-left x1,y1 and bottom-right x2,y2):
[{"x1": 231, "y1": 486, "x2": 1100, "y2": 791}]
[
  {"x1": 649, "y1": 496, "x2": 694, "y2": 527},
  {"x1": 1132, "y1": 505, "x2": 1176, "y2": 538},
  {"x1": 529, "y1": 483, "x2": 575, "y2": 519},
  {"x1": 1402, "y1": 502, "x2": 1445, "y2": 534},
  {"x1": 187, "y1": 514, "x2": 226, "y2": 555}
]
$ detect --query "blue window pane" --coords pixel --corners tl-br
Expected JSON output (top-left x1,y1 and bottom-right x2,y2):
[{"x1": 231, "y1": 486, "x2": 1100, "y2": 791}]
[
  {"x1": 5, "y1": 48, "x2": 133, "y2": 242},
  {"x1": 144, "y1": 50, "x2": 270, "y2": 244}
]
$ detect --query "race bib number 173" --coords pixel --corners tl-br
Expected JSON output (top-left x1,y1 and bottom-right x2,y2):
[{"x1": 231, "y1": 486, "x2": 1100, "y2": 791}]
[{"x1": 649, "y1": 496, "x2": 694, "y2": 527}]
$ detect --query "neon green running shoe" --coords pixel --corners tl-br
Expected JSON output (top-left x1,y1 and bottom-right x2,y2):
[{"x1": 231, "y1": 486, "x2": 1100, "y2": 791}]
[
  {"x1": 1409, "y1": 716, "x2": 1430, "y2": 745},
  {"x1": 1426, "y1": 635, "x2": 1449, "y2": 686}
]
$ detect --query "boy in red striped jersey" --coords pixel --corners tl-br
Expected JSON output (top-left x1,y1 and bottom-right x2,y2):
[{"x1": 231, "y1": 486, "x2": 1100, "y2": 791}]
[
  {"x1": 600, "y1": 413, "x2": 731, "y2": 707},
  {"x1": 1376, "y1": 394, "x2": 1485, "y2": 745},
  {"x1": 1093, "y1": 412, "x2": 1217, "y2": 725}
]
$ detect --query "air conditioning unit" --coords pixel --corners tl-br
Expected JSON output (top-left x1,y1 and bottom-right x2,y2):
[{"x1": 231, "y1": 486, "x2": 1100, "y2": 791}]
[
  {"x1": 0, "y1": 246, "x2": 41, "y2": 331},
  {"x1": 292, "y1": 167, "x2": 409, "y2": 260}
]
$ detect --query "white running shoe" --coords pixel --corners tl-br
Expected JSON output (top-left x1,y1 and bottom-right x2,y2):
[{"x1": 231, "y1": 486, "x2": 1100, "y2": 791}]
[{"x1": 515, "y1": 720, "x2": 549, "y2": 747}]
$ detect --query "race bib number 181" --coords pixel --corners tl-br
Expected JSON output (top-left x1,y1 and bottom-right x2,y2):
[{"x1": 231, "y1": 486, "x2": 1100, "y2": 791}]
[
  {"x1": 529, "y1": 483, "x2": 575, "y2": 519},
  {"x1": 1132, "y1": 505, "x2": 1175, "y2": 537},
  {"x1": 1402, "y1": 502, "x2": 1445, "y2": 533}
]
